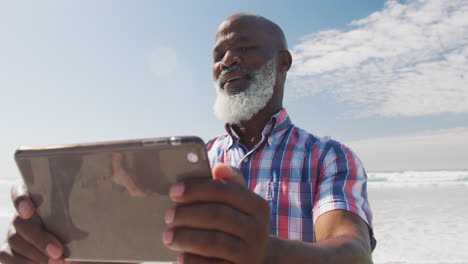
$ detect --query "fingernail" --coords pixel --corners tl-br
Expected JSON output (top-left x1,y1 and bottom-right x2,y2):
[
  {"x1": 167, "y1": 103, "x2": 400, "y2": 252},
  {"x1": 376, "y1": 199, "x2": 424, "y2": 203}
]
[
  {"x1": 169, "y1": 183, "x2": 184, "y2": 198},
  {"x1": 178, "y1": 253, "x2": 184, "y2": 264},
  {"x1": 18, "y1": 201, "x2": 31, "y2": 218},
  {"x1": 48, "y1": 258, "x2": 64, "y2": 264},
  {"x1": 165, "y1": 208, "x2": 175, "y2": 224},
  {"x1": 163, "y1": 230, "x2": 173, "y2": 244},
  {"x1": 46, "y1": 244, "x2": 61, "y2": 259}
]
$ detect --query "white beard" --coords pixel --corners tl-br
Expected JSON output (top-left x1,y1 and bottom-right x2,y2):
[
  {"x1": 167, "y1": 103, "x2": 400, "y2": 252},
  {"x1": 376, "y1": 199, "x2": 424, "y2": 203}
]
[{"x1": 213, "y1": 57, "x2": 277, "y2": 124}]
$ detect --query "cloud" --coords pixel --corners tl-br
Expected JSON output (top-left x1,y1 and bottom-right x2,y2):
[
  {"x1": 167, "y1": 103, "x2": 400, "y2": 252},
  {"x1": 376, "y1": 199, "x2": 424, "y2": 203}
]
[
  {"x1": 289, "y1": 0, "x2": 468, "y2": 117},
  {"x1": 346, "y1": 126, "x2": 468, "y2": 171}
]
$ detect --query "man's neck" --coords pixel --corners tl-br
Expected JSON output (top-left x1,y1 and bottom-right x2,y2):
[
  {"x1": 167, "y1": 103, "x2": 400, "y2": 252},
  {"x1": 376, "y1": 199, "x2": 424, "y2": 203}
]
[{"x1": 232, "y1": 105, "x2": 281, "y2": 150}]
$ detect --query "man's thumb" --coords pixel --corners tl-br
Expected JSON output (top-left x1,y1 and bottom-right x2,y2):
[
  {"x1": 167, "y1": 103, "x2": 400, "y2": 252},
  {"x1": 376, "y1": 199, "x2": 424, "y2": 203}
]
[{"x1": 212, "y1": 163, "x2": 246, "y2": 186}]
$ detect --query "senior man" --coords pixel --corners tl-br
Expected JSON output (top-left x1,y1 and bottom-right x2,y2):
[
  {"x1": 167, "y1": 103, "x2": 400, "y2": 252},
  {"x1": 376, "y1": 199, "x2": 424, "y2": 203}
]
[{"x1": 1, "y1": 13, "x2": 375, "y2": 264}]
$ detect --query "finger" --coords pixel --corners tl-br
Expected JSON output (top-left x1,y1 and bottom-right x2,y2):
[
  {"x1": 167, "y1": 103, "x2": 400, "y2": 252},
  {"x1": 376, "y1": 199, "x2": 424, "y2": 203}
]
[
  {"x1": 163, "y1": 228, "x2": 244, "y2": 263},
  {"x1": 211, "y1": 164, "x2": 246, "y2": 186},
  {"x1": 180, "y1": 252, "x2": 232, "y2": 264},
  {"x1": 0, "y1": 244, "x2": 35, "y2": 264},
  {"x1": 12, "y1": 214, "x2": 64, "y2": 259},
  {"x1": 165, "y1": 203, "x2": 254, "y2": 241},
  {"x1": 10, "y1": 181, "x2": 35, "y2": 219},
  {"x1": 169, "y1": 180, "x2": 270, "y2": 219},
  {"x1": 7, "y1": 227, "x2": 51, "y2": 264}
]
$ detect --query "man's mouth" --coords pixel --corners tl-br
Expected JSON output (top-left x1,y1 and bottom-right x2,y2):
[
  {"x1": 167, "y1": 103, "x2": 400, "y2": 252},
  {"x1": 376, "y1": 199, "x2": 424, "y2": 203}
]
[
  {"x1": 226, "y1": 76, "x2": 243, "y2": 83},
  {"x1": 221, "y1": 72, "x2": 249, "y2": 89}
]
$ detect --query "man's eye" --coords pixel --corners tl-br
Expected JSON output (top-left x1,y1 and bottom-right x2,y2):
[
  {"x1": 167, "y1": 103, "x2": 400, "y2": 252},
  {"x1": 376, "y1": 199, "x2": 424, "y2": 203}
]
[
  {"x1": 240, "y1": 46, "x2": 255, "y2": 52},
  {"x1": 214, "y1": 54, "x2": 224, "y2": 62}
]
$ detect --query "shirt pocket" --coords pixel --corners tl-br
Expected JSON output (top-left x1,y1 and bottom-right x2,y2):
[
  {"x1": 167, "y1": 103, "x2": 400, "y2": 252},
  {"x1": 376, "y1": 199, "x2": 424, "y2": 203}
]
[
  {"x1": 266, "y1": 181, "x2": 315, "y2": 242},
  {"x1": 266, "y1": 181, "x2": 314, "y2": 207}
]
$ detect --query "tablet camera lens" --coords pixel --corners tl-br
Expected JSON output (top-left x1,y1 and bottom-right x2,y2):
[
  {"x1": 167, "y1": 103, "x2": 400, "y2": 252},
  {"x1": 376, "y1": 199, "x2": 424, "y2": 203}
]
[{"x1": 187, "y1": 152, "x2": 199, "y2": 164}]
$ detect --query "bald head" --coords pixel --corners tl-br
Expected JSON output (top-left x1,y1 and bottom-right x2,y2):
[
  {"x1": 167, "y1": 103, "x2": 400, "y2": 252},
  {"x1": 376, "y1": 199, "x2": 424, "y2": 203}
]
[{"x1": 217, "y1": 12, "x2": 288, "y2": 51}]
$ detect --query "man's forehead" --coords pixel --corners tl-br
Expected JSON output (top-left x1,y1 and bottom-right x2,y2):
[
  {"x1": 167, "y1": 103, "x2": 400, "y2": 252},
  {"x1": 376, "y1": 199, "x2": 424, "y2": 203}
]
[
  {"x1": 214, "y1": 32, "x2": 254, "y2": 52},
  {"x1": 213, "y1": 13, "x2": 287, "y2": 52},
  {"x1": 214, "y1": 19, "x2": 263, "y2": 48}
]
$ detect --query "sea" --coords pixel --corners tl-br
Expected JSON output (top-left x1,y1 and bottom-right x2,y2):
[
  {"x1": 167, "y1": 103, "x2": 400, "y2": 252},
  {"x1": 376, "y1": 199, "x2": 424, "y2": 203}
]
[
  {"x1": 1, "y1": 170, "x2": 467, "y2": 264},
  {"x1": 367, "y1": 170, "x2": 468, "y2": 186}
]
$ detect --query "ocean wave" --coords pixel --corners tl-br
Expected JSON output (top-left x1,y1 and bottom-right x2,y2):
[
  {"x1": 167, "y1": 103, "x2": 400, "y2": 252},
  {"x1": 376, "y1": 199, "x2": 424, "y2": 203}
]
[
  {"x1": 367, "y1": 170, "x2": 468, "y2": 185},
  {"x1": 2, "y1": 171, "x2": 468, "y2": 186}
]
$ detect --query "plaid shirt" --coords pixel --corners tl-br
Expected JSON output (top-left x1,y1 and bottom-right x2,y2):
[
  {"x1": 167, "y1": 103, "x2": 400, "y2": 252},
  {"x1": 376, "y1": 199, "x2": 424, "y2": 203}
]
[{"x1": 207, "y1": 108, "x2": 376, "y2": 249}]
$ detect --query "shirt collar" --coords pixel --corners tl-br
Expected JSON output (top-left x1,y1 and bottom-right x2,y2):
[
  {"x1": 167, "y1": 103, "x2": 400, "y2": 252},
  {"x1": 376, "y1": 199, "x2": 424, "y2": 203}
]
[{"x1": 224, "y1": 108, "x2": 293, "y2": 149}]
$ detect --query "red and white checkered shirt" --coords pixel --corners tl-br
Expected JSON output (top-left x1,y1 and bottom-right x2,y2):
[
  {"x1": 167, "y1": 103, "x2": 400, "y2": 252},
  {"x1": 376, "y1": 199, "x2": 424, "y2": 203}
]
[{"x1": 206, "y1": 108, "x2": 376, "y2": 250}]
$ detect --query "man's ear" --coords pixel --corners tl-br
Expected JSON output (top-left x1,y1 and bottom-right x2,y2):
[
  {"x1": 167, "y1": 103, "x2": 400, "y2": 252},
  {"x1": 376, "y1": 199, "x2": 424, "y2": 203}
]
[{"x1": 279, "y1": 50, "x2": 292, "y2": 72}]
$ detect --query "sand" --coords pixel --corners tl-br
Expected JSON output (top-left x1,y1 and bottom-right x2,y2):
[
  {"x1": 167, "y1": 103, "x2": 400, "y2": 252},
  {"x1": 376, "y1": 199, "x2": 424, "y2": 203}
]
[{"x1": 368, "y1": 184, "x2": 468, "y2": 263}]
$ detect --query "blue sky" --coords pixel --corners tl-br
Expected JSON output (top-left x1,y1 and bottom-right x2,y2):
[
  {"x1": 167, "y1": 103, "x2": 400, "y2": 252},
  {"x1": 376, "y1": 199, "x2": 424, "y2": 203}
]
[{"x1": 1, "y1": 0, "x2": 467, "y2": 176}]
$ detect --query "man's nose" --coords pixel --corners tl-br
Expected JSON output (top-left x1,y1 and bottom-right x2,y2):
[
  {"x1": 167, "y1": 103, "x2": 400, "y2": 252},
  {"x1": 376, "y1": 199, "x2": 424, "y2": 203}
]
[{"x1": 220, "y1": 50, "x2": 241, "y2": 70}]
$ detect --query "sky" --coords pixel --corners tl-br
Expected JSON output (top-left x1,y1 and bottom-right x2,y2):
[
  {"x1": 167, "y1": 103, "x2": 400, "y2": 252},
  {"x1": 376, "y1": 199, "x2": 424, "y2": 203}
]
[{"x1": 0, "y1": 0, "x2": 467, "y2": 177}]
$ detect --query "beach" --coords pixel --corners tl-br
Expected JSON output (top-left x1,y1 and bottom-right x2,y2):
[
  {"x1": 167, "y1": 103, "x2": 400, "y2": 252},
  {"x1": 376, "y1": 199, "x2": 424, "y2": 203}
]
[
  {"x1": 368, "y1": 183, "x2": 468, "y2": 263},
  {"x1": 1, "y1": 171, "x2": 468, "y2": 264}
]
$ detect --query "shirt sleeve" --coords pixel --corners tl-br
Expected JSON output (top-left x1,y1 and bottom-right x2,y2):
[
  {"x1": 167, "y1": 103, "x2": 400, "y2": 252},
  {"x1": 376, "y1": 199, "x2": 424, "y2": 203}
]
[{"x1": 312, "y1": 140, "x2": 376, "y2": 250}]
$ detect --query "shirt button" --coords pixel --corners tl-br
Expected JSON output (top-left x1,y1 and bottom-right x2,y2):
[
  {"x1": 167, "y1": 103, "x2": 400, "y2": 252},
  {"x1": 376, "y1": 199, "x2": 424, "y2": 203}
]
[
  {"x1": 243, "y1": 157, "x2": 249, "y2": 163},
  {"x1": 267, "y1": 138, "x2": 273, "y2": 145}
]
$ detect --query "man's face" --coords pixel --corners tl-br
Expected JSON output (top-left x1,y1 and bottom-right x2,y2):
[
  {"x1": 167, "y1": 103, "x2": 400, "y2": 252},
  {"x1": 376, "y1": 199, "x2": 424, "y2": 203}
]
[
  {"x1": 212, "y1": 18, "x2": 276, "y2": 94},
  {"x1": 212, "y1": 18, "x2": 279, "y2": 124}
]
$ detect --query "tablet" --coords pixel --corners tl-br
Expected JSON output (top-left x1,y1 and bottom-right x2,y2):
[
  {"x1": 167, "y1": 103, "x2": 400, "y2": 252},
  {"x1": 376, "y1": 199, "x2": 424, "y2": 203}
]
[{"x1": 14, "y1": 136, "x2": 211, "y2": 263}]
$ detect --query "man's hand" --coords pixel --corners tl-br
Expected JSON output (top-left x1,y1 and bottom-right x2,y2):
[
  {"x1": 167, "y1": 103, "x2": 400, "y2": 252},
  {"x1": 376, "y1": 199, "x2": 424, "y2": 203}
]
[
  {"x1": 163, "y1": 164, "x2": 271, "y2": 264},
  {"x1": 0, "y1": 181, "x2": 66, "y2": 264}
]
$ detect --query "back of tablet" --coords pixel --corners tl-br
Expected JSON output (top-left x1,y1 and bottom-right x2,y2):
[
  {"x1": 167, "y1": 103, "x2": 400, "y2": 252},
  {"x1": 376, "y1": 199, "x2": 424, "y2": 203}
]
[{"x1": 15, "y1": 136, "x2": 211, "y2": 263}]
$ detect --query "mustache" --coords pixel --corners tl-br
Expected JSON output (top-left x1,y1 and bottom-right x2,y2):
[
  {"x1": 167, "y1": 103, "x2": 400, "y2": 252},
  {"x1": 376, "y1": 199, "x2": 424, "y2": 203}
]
[{"x1": 217, "y1": 65, "x2": 250, "y2": 86}]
